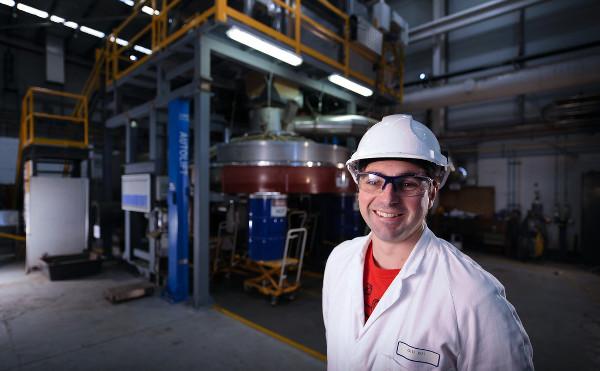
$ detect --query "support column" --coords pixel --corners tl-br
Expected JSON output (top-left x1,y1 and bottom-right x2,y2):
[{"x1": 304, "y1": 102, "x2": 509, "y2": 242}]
[
  {"x1": 193, "y1": 34, "x2": 213, "y2": 308},
  {"x1": 431, "y1": 0, "x2": 447, "y2": 136},
  {"x1": 164, "y1": 98, "x2": 190, "y2": 303}
]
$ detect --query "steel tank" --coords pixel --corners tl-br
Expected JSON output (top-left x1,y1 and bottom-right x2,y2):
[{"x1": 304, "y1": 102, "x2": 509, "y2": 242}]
[
  {"x1": 248, "y1": 192, "x2": 288, "y2": 261},
  {"x1": 215, "y1": 134, "x2": 355, "y2": 195}
]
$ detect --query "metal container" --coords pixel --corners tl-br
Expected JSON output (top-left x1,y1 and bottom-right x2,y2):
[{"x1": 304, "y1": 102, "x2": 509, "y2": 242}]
[
  {"x1": 248, "y1": 192, "x2": 287, "y2": 261},
  {"x1": 216, "y1": 140, "x2": 354, "y2": 194},
  {"x1": 331, "y1": 193, "x2": 363, "y2": 242}
]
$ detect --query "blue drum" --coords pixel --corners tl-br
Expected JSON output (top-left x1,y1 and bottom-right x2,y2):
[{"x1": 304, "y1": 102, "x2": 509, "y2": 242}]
[
  {"x1": 248, "y1": 192, "x2": 288, "y2": 261},
  {"x1": 332, "y1": 193, "x2": 362, "y2": 241}
]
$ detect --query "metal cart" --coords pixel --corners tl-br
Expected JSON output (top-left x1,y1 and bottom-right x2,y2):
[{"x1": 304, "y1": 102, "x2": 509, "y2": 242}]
[{"x1": 243, "y1": 227, "x2": 307, "y2": 305}]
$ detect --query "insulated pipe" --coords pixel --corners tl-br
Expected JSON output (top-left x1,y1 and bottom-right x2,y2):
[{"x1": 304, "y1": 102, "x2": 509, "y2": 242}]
[
  {"x1": 393, "y1": 54, "x2": 600, "y2": 113},
  {"x1": 291, "y1": 114, "x2": 379, "y2": 137}
]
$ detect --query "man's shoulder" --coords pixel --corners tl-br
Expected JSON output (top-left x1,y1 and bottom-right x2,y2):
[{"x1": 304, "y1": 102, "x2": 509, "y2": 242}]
[
  {"x1": 325, "y1": 234, "x2": 369, "y2": 269},
  {"x1": 427, "y1": 235, "x2": 506, "y2": 301}
]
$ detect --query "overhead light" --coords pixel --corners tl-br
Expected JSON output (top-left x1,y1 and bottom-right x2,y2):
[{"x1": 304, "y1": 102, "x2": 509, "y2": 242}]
[
  {"x1": 129, "y1": 55, "x2": 137, "y2": 61},
  {"x1": 16, "y1": 3, "x2": 48, "y2": 18},
  {"x1": 142, "y1": 6, "x2": 159, "y2": 16},
  {"x1": 119, "y1": 0, "x2": 134, "y2": 6},
  {"x1": 134, "y1": 45, "x2": 152, "y2": 55},
  {"x1": 50, "y1": 15, "x2": 77, "y2": 29},
  {"x1": 328, "y1": 74, "x2": 373, "y2": 97},
  {"x1": 110, "y1": 36, "x2": 129, "y2": 46},
  {"x1": 0, "y1": 0, "x2": 15, "y2": 7},
  {"x1": 63, "y1": 21, "x2": 78, "y2": 29},
  {"x1": 80, "y1": 26, "x2": 105, "y2": 39},
  {"x1": 226, "y1": 26, "x2": 302, "y2": 67},
  {"x1": 419, "y1": 73, "x2": 427, "y2": 80},
  {"x1": 49, "y1": 15, "x2": 65, "y2": 23}
]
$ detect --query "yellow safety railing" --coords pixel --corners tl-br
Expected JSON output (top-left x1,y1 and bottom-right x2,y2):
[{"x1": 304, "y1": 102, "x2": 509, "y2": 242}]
[
  {"x1": 15, "y1": 87, "x2": 89, "y2": 185},
  {"x1": 77, "y1": 0, "x2": 403, "y2": 109},
  {"x1": 19, "y1": 87, "x2": 88, "y2": 148}
]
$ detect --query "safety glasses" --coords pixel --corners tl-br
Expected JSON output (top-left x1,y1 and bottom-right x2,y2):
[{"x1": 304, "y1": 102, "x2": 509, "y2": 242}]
[{"x1": 356, "y1": 172, "x2": 433, "y2": 197}]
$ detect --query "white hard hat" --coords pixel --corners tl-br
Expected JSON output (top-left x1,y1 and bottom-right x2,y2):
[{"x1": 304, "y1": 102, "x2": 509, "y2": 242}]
[{"x1": 346, "y1": 114, "x2": 451, "y2": 187}]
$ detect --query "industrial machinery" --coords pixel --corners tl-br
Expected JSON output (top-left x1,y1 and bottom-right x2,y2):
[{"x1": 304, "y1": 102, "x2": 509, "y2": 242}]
[
  {"x1": 67, "y1": 0, "x2": 407, "y2": 306},
  {"x1": 210, "y1": 103, "x2": 369, "y2": 303}
]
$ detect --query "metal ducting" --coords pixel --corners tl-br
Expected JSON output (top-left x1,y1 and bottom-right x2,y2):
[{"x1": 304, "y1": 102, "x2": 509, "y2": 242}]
[
  {"x1": 393, "y1": 54, "x2": 600, "y2": 113},
  {"x1": 291, "y1": 114, "x2": 378, "y2": 137}
]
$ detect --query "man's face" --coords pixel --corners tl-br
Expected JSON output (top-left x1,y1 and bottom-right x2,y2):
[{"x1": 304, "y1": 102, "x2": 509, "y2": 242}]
[{"x1": 358, "y1": 160, "x2": 437, "y2": 246}]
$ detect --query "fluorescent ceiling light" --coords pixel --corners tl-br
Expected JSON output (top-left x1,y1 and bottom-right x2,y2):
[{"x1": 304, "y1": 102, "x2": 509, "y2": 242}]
[
  {"x1": 328, "y1": 74, "x2": 373, "y2": 97},
  {"x1": 0, "y1": 0, "x2": 15, "y2": 7},
  {"x1": 110, "y1": 36, "x2": 129, "y2": 46},
  {"x1": 63, "y1": 21, "x2": 78, "y2": 29},
  {"x1": 120, "y1": 0, "x2": 134, "y2": 6},
  {"x1": 50, "y1": 15, "x2": 77, "y2": 29},
  {"x1": 50, "y1": 15, "x2": 65, "y2": 23},
  {"x1": 16, "y1": 3, "x2": 48, "y2": 18},
  {"x1": 226, "y1": 26, "x2": 302, "y2": 67},
  {"x1": 80, "y1": 26, "x2": 105, "y2": 39},
  {"x1": 142, "y1": 6, "x2": 159, "y2": 15},
  {"x1": 134, "y1": 45, "x2": 152, "y2": 55}
]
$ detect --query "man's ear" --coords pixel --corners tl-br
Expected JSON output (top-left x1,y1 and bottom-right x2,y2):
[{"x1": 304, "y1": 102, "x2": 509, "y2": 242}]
[{"x1": 428, "y1": 185, "x2": 439, "y2": 209}]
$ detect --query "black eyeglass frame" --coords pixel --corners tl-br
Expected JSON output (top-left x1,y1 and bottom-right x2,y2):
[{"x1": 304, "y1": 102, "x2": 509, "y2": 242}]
[{"x1": 356, "y1": 172, "x2": 434, "y2": 195}]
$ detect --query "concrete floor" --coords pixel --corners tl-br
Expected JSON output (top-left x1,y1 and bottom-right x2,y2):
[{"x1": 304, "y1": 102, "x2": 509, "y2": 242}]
[
  {"x1": 0, "y1": 260, "x2": 326, "y2": 371},
  {"x1": 1, "y1": 252, "x2": 599, "y2": 371}
]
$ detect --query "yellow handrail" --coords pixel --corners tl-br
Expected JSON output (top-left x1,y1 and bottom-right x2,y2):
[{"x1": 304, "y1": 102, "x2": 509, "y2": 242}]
[{"x1": 73, "y1": 0, "x2": 405, "y2": 122}]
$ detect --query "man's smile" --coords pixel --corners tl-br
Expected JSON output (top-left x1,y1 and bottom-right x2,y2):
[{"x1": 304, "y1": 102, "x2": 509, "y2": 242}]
[{"x1": 374, "y1": 210, "x2": 402, "y2": 218}]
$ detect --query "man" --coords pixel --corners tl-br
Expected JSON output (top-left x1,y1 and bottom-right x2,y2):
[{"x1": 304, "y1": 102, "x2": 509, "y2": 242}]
[{"x1": 322, "y1": 115, "x2": 533, "y2": 370}]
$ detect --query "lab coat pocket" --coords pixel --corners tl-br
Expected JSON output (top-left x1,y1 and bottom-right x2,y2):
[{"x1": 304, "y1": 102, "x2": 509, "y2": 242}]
[{"x1": 373, "y1": 352, "x2": 437, "y2": 370}]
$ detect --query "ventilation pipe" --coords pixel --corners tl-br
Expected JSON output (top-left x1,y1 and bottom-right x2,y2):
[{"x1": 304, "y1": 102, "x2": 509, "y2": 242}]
[
  {"x1": 392, "y1": 54, "x2": 600, "y2": 113},
  {"x1": 291, "y1": 114, "x2": 378, "y2": 137}
]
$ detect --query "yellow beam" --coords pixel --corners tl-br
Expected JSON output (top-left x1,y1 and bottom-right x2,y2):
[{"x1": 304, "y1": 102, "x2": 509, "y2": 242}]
[{"x1": 0, "y1": 232, "x2": 25, "y2": 242}]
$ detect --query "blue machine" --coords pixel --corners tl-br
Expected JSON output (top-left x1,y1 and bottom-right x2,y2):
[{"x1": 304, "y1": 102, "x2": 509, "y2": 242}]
[
  {"x1": 164, "y1": 99, "x2": 189, "y2": 303},
  {"x1": 248, "y1": 192, "x2": 287, "y2": 261}
]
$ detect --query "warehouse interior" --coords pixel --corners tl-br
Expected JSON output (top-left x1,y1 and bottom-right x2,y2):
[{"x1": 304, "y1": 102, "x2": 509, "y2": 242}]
[{"x1": 0, "y1": 0, "x2": 599, "y2": 370}]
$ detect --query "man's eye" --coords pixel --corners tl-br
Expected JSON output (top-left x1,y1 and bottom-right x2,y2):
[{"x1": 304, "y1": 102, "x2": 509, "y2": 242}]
[{"x1": 401, "y1": 182, "x2": 419, "y2": 188}]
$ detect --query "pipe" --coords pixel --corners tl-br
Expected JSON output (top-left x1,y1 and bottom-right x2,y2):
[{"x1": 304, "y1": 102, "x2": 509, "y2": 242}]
[
  {"x1": 291, "y1": 114, "x2": 378, "y2": 137},
  {"x1": 393, "y1": 54, "x2": 600, "y2": 113},
  {"x1": 409, "y1": 0, "x2": 547, "y2": 43}
]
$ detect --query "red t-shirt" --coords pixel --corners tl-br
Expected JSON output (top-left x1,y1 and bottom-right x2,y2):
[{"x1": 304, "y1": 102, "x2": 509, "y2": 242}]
[{"x1": 363, "y1": 242, "x2": 401, "y2": 320}]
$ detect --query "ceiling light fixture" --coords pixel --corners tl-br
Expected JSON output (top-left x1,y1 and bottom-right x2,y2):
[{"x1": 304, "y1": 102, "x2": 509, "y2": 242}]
[
  {"x1": 80, "y1": 26, "x2": 105, "y2": 39},
  {"x1": 49, "y1": 15, "x2": 65, "y2": 23},
  {"x1": 0, "y1": 0, "x2": 15, "y2": 7},
  {"x1": 142, "y1": 6, "x2": 159, "y2": 16},
  {"x1": 16, "y1": 3, "x2": 48, "y2": 18},
  {"x1": 49, "y1": 15, "x2": 77, "y2": 29},
  {"x1": 327, "y1": 74, "x2": 373, "y2": 97},
  {"x1": 63, "y1": 21, "x2": 78, "y2": 29},
  {"x1": 134, "y1": 45, "x2": 152, "y2": 55},
  {"x1": 110, "y1": 36, "x2": 129, "y2": 46},
  {"x1": 226, "y1": 26, "x2": 302, "y2": 67}
]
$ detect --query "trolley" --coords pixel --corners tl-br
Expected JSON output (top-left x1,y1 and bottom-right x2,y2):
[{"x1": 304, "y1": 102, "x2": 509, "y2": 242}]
[{"x1": 243, "y1": 227, "x2": 308, "y2": 305}]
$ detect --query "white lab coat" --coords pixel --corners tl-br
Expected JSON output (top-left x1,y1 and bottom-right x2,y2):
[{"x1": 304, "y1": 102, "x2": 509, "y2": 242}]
[{"x1": 322, "y1": 226, "x2": 534, "y2": 370}]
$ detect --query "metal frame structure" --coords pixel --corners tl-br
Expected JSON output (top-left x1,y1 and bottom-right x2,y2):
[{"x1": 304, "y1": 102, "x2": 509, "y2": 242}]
[{"x1": 73, "y1": 0, "x2": 405, "y2": 308}]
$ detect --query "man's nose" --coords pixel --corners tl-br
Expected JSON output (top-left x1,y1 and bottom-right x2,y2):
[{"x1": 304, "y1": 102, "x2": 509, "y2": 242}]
[{"x1": 378, "y1": 181, "x2": 400, "y2": 202}]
